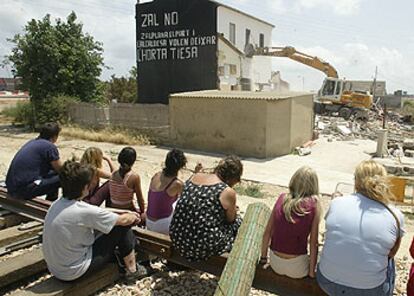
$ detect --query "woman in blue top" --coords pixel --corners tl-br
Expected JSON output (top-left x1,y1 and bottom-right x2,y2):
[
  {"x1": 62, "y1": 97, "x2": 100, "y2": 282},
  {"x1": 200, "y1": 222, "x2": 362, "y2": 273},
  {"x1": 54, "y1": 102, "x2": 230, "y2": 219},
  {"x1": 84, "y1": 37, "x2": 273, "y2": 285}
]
[{"x1": 317, "y1": 160, "x2": 404, "y2": 296}]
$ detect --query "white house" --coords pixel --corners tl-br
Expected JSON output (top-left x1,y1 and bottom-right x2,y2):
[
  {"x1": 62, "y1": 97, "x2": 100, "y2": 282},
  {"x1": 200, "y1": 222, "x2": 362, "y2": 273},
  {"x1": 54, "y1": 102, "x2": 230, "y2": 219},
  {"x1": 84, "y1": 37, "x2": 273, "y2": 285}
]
[{"x1": 215, "y1": 3, "x2": 275, "y2": 91}]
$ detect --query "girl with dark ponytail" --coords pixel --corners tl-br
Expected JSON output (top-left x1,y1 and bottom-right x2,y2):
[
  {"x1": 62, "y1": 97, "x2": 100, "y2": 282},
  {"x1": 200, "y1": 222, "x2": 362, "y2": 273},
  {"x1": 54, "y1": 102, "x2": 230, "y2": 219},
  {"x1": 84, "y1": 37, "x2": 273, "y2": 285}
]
[
  {"x1": 146, "y1": 149, "x2": 188, "y2": 234},
  {"x1": 109, "y1": 147, "x2": 145, "y2": 219}
]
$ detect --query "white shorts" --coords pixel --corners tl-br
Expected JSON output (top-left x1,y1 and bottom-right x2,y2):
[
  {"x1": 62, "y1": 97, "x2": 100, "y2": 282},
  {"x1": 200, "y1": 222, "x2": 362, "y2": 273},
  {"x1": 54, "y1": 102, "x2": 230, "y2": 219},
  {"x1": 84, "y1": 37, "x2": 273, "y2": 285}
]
[
  {"x1": 269, "y1": 252, "x2": 309, "y2": 279},
  {"x1": 146, "y1": 214, "x2": 173, "y2": 235}
]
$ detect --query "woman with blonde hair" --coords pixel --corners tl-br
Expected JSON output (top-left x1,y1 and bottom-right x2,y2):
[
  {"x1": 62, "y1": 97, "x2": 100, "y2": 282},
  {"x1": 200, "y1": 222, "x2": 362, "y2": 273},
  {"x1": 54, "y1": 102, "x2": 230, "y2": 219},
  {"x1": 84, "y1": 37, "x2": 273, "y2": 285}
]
[
  {"x1": 317, "y1": 160, "x2": 404, "y2": 296},
  {"x1": 261, "y1": 166, "x2": 321, "y2": 279},
  {"x1": 80, "y1": 147, "x2": 114, "y2": 206}
]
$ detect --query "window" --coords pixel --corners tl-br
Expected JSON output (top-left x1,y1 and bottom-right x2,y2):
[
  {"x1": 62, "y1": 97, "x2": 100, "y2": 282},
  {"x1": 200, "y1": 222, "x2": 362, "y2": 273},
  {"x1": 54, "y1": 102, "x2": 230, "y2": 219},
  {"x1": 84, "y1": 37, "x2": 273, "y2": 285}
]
[
  {"x1": 322, "y1": 80, "x2": 336, "y2": 96},
  {"x1": 218, "y1": 66, "x2": 225, "y2": 76},
  {"x1": 335, "y1": 81, "x2": 341, "y2": 95},
  {"x1": 224, "y1": 64, "x2": 230, "y2": 77},
  {"x1": 245, "y1": 29, "x2": 251, "y2": 45},
  {"x1": 230, "y1": 64, "x2": 237, "y2": 75},
  {"x1": 259, "y1": 33, "x2": 264, "y2": 48},
  {"x1": 229, "y1": 23, "x2": 236, "y2": 45}
]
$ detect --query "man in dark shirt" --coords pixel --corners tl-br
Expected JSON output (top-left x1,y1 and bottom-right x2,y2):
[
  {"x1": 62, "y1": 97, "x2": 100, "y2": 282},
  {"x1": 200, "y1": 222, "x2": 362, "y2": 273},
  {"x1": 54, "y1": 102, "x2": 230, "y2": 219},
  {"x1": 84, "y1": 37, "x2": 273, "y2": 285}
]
[{"x1": 6, "y1": 122, "x2": 63, "y2": 200}]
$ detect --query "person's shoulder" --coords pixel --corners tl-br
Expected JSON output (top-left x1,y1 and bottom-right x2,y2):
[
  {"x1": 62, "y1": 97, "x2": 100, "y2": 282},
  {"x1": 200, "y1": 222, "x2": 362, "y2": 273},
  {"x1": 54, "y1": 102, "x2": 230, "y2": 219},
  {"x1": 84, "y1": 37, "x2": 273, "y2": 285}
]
[
  {"x1": 222, "y1": 186, "x2": 236, "y2": 200},
  {"x1": 389, "y1": 204, "x2": 404, "y2": 221},
  {"x1": 76, "y1": 200, "x2": 100, "y2": 212},
  {"x1": 35, "y1": 138, "x2": 56, "y2": 147},
  {"x1": 151, "y1": 171, "x2": 161, "y2": 181},
  {"x1": 77, "y1": 200, "x2": 111, "y2": 216},
  {"x1": 129, "y1": 172, "x2": 141, "y2": 183},
  {"x1": 305, "y1": 195, "x2": 320, "y2": 208},
  {"x1": 389, "y1": 204, "x2": 402, "y2": 213},
  {"x1": 173, "y1": 178, "x2": 184, "y2": 187},
  {"x1": 329, "y1": 194, "x2": 358, "y2": 209}
]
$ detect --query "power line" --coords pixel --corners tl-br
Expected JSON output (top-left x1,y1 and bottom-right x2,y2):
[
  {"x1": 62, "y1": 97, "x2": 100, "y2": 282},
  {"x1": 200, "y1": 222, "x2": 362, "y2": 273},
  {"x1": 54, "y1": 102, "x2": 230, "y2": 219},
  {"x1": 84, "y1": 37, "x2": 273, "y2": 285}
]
[
  {"x1": 220, "y1": 0, "x2": 413, "y2": 46},
  {"x1": 377, "y1": 74, "x2": 414, "y2": 91}
]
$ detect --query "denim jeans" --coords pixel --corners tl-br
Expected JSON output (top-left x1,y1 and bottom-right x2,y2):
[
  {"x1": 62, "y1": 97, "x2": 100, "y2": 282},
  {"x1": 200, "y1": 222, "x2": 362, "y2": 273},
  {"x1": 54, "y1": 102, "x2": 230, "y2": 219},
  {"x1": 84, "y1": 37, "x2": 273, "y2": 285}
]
[{"x1": 316, "y1": 260, "x2": 395, "y2": 296}]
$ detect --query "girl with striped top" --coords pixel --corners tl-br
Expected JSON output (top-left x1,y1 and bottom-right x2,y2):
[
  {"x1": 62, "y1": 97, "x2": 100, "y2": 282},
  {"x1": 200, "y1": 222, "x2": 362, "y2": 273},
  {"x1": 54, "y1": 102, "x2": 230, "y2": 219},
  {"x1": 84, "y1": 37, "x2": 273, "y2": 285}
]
[{"x1": 109, "y1": 147, "x2": 145, "y2": 219}]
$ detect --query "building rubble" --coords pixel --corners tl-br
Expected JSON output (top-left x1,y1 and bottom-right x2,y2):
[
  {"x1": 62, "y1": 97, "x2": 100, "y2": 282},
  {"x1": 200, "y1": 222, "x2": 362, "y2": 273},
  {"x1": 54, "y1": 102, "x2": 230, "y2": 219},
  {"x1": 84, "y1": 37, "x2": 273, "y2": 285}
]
[{"x1": 314, "y1": 111, "x2": 414, "y2": 177}]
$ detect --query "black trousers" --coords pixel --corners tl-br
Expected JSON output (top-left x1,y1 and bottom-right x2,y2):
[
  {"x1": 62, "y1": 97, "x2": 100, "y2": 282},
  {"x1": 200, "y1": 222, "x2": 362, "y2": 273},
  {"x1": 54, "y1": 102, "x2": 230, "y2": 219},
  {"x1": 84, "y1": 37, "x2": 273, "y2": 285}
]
[{"x1": 85, "y1": 226, "x2": 136, "y2": 275}]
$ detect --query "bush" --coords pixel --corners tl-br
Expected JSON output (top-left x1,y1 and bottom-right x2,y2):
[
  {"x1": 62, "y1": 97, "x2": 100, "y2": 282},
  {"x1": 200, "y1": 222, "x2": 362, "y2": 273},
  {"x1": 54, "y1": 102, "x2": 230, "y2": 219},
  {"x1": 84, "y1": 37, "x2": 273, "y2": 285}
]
[
  {"x1": 2, "y1": 95, "x2": 78, "y2": 127},
  {"x1": 2, "y1": 101, "x2": 34, "y2": 126},
  {"x1": 33, "y1": 95, "x2": 79, "y2": 125}
]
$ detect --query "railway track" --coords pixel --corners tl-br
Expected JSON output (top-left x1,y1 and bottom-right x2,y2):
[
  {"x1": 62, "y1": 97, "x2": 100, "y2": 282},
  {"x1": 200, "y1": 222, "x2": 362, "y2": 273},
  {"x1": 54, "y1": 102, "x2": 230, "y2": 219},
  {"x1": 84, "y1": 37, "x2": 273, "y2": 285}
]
[{"x1": 0, "y1": 188, "x2": 326, "y2": 296}]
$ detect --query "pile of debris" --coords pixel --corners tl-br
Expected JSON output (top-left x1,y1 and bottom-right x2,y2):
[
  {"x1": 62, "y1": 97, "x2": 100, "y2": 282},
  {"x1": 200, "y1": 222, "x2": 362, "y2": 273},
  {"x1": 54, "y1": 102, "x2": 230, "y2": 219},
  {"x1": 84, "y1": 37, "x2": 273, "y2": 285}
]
[{"x1": 315, "y1": 114, "x2": 414, "y2": 145}]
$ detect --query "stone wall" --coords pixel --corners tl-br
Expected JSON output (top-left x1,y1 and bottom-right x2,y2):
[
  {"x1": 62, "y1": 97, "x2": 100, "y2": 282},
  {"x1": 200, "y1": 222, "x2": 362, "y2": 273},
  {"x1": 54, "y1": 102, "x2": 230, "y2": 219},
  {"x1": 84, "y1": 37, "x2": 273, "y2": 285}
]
[
  {"x1": 68, "y1": 102, "x2": 109, "y2": 128},
  {"x1": 109, "y1": 103, "x2": 168, "y2": 128},
  {"x1": 68, "y1": 102, "x2": 170, "y2": 141}
]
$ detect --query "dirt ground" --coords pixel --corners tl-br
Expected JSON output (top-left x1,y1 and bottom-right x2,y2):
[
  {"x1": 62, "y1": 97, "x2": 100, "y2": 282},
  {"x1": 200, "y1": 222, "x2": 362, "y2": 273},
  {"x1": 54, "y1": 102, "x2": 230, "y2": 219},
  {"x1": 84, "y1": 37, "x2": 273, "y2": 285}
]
[{"x1": 0, "y1": 122, "x2": 413, "y2": 295}]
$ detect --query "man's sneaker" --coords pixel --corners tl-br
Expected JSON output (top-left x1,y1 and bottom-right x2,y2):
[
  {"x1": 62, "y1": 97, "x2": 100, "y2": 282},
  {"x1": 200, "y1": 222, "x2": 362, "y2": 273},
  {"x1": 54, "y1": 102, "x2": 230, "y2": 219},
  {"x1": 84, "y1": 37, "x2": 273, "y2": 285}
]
[
  {"x1": 139, "y1": 260, "x2": 156, "y2": 276},
  {"x1": 124, "y1": 263, "x2": 149, "y2": 284}
]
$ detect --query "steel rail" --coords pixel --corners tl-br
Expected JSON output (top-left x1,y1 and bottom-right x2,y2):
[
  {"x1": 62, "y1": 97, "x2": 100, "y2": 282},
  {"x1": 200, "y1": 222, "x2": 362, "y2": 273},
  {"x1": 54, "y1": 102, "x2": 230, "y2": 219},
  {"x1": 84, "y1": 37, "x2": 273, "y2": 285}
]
[{"x1": 0, "y1": 189, "x2": 326, "y2": 296}]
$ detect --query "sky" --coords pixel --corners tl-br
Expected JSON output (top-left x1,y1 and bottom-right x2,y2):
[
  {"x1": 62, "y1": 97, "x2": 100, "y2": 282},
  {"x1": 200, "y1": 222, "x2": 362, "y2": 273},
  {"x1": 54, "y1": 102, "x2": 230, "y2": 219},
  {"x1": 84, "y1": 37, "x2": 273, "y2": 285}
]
[{"x1": 0, "y1": 0, "x2": 413, "y2": 93}]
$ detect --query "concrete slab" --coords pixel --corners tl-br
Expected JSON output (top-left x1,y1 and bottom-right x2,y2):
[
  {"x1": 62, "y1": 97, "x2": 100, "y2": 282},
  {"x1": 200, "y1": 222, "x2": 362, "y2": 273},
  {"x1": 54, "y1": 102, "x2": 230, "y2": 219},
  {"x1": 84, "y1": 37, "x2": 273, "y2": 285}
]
[{"x1": 137, "y1": 137, "x2": 376, "y2": 195}]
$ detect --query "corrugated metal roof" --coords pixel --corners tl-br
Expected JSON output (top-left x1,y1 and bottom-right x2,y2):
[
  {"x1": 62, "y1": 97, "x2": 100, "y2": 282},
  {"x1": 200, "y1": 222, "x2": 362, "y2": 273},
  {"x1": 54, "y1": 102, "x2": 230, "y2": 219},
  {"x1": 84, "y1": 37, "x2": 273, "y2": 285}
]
[{"x1": 170, "y1": 90, "x2": 311, "y2": 101}]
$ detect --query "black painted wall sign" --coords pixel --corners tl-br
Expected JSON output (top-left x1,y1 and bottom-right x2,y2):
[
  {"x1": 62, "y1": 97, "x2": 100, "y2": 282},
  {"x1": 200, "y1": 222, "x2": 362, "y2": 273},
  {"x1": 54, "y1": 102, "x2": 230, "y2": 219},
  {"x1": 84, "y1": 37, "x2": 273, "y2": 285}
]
[{"x1": 136, "y1": 0, "x2": 218, "y2": 104}]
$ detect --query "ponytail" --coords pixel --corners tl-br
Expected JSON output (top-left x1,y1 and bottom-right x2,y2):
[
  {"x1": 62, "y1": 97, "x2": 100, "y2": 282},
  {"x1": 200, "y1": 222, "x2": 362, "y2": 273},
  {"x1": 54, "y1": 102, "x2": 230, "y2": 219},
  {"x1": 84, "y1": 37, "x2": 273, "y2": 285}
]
[
  {"x1": 163, "y1": 149, "x2": 187, "y2": 177},
  {"x1": 119, "y1": 163, "x2": 132, "y2": 178},
  {"x1": 117, "y1": 147, "x2": 136, "y2": 179}
]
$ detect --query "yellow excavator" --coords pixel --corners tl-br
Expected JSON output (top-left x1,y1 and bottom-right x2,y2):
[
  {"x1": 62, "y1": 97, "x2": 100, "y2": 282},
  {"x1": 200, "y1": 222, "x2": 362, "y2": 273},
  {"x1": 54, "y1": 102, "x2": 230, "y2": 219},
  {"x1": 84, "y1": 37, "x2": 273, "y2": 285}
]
[{"x1": 247, "y1": 46, "x2": 373, "y2": 120}]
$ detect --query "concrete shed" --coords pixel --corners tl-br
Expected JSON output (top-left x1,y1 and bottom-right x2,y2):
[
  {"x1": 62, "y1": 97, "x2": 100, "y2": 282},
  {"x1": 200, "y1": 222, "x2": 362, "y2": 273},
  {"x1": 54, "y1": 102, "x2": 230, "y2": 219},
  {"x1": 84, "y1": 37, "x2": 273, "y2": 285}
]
[{"x1": 169, "y1": 90, "x2": 314, "y2": 158}]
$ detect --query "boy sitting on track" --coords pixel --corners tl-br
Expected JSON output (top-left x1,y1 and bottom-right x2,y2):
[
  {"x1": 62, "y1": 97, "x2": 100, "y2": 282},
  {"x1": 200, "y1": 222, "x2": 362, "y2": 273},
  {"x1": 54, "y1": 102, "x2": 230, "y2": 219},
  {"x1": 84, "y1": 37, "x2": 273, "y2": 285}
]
[{"x1": 42, "y1": 160, "x2": 148, "y2": 283}]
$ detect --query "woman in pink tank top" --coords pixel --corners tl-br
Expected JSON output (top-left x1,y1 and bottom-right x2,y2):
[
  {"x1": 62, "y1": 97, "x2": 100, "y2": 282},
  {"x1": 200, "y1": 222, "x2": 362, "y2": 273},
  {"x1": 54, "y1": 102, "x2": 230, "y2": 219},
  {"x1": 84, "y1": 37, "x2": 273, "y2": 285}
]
[
  {"x1": 261, "y1": 166, "x2": 321, "y2": 279},
  {"x1": 146, "y1": 149, "x2": 188, "y2": 235},
  {"x1": 109, "y1": 147, "x2": 145, "y2": 220}
]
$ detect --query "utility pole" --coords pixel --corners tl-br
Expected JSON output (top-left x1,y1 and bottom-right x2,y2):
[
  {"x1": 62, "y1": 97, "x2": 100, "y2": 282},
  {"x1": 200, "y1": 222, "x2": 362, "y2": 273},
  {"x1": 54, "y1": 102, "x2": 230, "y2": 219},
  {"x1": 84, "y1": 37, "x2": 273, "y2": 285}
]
[
  {"x1": 372, "y1": 66, "x2": 378, "y2": 99},
  {"x1": 298, "y1": 75, "x2": 305, "y2": 91},
  {"x1": 302, "y1": 76, "x2": 305, "y2": 91}
]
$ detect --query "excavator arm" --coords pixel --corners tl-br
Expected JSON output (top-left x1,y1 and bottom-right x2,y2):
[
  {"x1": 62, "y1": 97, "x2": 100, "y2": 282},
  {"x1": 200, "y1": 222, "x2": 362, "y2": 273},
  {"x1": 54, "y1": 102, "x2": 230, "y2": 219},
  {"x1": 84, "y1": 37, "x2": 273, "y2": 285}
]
[
  {"x1": 251, "y1": 46, "x2": 339, "y2": 78},
  {"x1": 245, "y1": 45, "x2": 372, "y2": 113}
]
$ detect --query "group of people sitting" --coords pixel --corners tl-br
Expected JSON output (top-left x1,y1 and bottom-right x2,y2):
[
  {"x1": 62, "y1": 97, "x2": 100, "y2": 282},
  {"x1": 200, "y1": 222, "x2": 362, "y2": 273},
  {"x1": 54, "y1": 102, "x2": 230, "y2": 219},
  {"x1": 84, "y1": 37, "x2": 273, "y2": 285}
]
[{"x1": 4, "y1": 122, "x2": 409, "y2": 295}]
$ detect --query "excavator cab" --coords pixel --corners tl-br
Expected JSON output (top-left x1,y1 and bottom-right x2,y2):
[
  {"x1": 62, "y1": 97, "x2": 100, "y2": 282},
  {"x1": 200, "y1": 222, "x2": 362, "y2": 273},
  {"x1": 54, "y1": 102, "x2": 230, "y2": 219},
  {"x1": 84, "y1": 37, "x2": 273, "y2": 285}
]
[{"x1": 318, "y1": 78, "x2": 343, "y2": 103}]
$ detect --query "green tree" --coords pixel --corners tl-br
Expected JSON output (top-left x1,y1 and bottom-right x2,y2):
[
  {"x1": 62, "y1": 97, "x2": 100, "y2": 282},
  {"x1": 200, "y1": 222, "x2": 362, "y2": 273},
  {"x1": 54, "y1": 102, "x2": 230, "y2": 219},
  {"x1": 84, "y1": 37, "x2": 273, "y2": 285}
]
[
  {"x1": 4, "y1": 12, "x2": 104, "y2": 121},
  {"x1": 106, "y1": 66, "x2": 138, "y2": 103}
]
